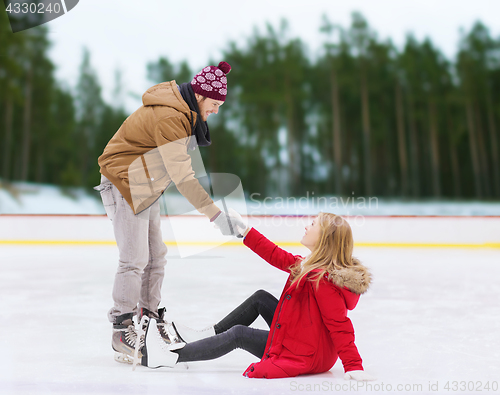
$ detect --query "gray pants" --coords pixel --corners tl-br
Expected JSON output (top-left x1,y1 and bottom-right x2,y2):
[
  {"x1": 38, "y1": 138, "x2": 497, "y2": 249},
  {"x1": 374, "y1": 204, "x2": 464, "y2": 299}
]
[
  {"x1": 176, "y1": 290, "x2": 277, "y2": 362},
  {"x1": 96, "y1": 176, "x2": 168, "y2": 323}
]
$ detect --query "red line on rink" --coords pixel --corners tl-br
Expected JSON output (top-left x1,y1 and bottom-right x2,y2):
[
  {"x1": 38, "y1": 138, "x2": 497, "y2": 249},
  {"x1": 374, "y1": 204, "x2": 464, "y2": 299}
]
[{"x1": 0, "y1": 214, "x2": 499, "y2": 219}]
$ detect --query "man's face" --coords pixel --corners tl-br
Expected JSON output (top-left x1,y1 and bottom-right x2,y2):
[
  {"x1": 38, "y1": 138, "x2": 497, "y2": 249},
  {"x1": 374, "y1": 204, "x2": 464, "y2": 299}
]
[{"x1": 195, "y1": 94, "x2": 224, "y2": 122}]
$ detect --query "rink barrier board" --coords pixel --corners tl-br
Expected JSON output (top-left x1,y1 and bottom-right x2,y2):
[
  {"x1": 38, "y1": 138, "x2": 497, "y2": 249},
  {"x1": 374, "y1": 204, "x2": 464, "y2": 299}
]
[
  {"x1": 1, "y1": 240, "x2": 500, "y2": 249},
  {"x1": 0, "y1": 214, "x2": 499, "y2": 249}
]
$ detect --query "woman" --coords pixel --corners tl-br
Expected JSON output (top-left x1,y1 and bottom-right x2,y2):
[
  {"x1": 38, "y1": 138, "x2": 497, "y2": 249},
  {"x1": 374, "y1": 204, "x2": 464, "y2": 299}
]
[{"x1": 139, "y1": 213, "x2": 375, "y2": 380}]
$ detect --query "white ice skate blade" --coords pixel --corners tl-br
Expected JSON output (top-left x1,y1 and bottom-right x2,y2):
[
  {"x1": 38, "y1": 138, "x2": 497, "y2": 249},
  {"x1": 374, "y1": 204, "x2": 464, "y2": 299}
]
[{"x1": 114, "y1": 352, "x2": 134, "y2": 364}]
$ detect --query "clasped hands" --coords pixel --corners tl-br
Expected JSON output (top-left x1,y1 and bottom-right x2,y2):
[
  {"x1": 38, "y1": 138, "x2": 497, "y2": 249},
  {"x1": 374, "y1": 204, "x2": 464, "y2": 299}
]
[{"x1": 212, "y1": 208, "x2": 248, "y2": 237}]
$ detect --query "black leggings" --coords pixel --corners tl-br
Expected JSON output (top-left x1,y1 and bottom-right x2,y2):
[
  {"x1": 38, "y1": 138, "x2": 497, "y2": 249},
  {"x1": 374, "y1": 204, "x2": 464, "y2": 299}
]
[{"x1": 175, "y1": 289, "x2": 278, "y2": 362}]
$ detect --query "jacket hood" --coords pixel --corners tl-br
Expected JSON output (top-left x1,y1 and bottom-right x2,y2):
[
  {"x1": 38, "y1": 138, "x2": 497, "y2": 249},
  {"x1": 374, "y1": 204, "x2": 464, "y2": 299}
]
[
  {"x1": 329, "y1": 264, "x2": 371, "y2": 295},
  {"x1": 142, "y1": 81, "x2": 190, "y2": 114},
  {"x1": 292, "y1": 262, "x2": 371, "y2": 310},
  {"x1": 328, "y1": 264, "x2": 371, "y2": 309}
]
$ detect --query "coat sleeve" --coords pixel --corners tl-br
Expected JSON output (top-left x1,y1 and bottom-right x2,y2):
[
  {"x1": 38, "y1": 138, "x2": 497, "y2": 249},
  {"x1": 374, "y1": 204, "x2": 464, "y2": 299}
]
[
  {"x1": 313, "y1": 280, "x2": 364, "y2": 372},
  {"x1": 154, "y1": 116, "x2": 220, "y2": 219},
  {"x1": 243, "y1": 228, "x2": 302, "y2": 273}
]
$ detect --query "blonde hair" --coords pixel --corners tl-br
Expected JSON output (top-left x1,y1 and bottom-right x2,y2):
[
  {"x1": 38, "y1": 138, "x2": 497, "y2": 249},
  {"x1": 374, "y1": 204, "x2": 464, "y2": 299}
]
[{"x1": 290, "y1": 212, "x2": 361, "y2": 289}]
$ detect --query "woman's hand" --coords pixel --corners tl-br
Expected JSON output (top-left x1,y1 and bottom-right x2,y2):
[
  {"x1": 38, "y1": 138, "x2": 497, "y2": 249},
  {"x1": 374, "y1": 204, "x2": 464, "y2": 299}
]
[
  {"x1": 212, "y1": 208, "x2": 248, "y2": 237},
  {"x1": 228, "y1": 208, "x2": 249, "y2": 237},
  {"x1": 344, "y1": 370, "x2": 376, "y2": 381}
]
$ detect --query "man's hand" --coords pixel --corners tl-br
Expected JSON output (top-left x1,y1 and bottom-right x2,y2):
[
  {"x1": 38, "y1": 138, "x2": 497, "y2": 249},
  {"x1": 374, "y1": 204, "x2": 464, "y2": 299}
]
[{"x1": 213, "y1": 210, "x2": 247, "y2": 237}]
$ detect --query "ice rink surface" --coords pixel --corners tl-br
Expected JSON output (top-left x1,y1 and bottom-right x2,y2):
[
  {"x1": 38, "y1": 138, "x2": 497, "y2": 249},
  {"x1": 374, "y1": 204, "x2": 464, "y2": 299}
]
[{"x1": 1, "y1": 220, "x2": 500, "y2": 395}]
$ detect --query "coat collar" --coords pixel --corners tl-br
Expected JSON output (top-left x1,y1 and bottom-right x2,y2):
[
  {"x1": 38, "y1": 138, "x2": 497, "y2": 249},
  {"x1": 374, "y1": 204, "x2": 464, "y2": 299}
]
[{"x1": 177, "y1": 82, "x2": 211, "y2": 149}]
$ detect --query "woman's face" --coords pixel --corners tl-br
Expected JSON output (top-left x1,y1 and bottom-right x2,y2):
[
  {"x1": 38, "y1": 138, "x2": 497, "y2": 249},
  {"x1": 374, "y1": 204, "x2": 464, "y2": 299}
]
[{"x1": 300, "y1": 216, "x2": 322, "y2": 251}]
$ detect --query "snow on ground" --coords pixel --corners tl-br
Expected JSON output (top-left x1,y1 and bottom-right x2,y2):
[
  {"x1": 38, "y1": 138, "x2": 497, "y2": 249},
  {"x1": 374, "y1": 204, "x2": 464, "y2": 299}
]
[
  {"x1": 2, "y1": 180, "x2": 500, "y2": 216},
  {"x1": 0, "y1": 216, "x2": 499, "y2": 395},
  {"x1": 0, "y1": 182, "x2": 104, "y2": 215}
]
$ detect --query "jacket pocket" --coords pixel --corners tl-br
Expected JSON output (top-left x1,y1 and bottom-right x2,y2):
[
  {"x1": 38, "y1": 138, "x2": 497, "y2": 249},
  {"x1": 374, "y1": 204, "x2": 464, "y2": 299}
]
[{"x1": 281, "y1": 337, "x2": 316, "y2": 356}]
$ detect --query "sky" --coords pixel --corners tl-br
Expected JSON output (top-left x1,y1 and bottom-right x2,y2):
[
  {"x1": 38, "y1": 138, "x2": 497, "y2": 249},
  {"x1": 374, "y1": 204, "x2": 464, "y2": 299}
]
[{"x1": 43, "y1": 0, "x2": 500, "y2": 112}]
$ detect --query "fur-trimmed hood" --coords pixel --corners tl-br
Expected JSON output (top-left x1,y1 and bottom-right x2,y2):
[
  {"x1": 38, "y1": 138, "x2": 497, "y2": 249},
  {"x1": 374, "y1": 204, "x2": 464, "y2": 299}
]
[
  {"x1": 298, "y1": 262, "x2": 371, "y2": 310},
  {"x1": 327, "y1": 263, "x2": 372, "y2": 296}
]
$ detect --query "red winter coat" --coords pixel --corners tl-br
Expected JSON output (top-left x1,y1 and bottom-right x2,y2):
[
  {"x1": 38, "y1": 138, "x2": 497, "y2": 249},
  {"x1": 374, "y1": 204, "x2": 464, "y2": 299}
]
[{"x1": 242, "y1": 228, "x2": 371, "y2": 379}]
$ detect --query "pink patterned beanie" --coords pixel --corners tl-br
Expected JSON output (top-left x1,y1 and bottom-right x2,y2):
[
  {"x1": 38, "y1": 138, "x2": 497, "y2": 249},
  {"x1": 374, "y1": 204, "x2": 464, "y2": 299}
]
[{"x1": 191, "y1": 61, "x2": 231, "y2": 101}]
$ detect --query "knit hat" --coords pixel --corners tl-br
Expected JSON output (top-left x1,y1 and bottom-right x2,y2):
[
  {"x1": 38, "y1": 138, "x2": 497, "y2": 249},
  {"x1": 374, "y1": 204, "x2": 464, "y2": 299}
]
[{"x1": 191, "y1": 61, "x2": 231, "y2": 102}]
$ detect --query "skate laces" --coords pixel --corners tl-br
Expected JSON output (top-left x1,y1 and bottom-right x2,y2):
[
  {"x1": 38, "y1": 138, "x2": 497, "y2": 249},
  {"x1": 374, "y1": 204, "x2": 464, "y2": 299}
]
[
  {"x1": 153, "y1": 319, "x2": 171, "y2": 353},
  {"x1": 124, "y1": 324, "x2": 139, "y2": 347},
  {"x1": 157, "y1": 321, "x2": 182, "y2": 344},
  {"x1": 152, "y1": 318, "x2": 185, "y2": 352}
]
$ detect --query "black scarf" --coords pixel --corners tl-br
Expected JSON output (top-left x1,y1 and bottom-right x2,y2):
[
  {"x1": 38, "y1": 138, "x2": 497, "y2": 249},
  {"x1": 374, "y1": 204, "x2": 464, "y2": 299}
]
[{"x1": 178, "y1": 83, "x2": 211, "y2": 149}]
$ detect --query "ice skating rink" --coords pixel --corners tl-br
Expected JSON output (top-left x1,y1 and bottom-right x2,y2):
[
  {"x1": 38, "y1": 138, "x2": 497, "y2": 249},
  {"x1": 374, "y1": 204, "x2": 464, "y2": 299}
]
[{"x1": 0, "y1": 215, "x2": 499, "y2": 395}]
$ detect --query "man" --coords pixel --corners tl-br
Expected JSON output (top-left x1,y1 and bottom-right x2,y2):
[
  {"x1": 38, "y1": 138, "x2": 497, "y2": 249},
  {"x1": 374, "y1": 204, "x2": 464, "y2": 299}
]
[{"x1": 95, "y1": 61, "x2": 243, "y2": 363}]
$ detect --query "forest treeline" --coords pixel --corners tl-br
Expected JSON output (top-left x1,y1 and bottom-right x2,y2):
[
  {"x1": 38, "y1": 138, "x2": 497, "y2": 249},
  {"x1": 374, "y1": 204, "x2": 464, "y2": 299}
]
[{"x1": 1, "y1": 11, "x2": 499, "y2": 199}]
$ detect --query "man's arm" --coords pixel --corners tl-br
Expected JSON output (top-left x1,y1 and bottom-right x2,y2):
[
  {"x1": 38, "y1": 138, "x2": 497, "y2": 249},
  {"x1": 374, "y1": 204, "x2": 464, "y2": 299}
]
[{"x1": 155, "y1": 116, "x2": 220, "y2": 219}]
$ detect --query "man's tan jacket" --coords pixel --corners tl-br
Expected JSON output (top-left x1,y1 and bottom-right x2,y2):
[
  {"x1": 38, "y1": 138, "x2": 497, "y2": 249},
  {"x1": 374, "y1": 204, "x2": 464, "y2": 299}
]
[{"x1": 98, "y1": 81, "x2": 220, "y2": 218}]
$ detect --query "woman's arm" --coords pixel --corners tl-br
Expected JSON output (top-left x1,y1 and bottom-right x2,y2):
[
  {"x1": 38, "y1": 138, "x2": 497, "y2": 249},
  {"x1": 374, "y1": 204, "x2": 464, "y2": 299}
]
[
  {"x1": 313, "y1": 281, "x2": 364, "y2": 373},
  {"x1": 243, "y1": 228, "x2": 302, "y2": 273}
]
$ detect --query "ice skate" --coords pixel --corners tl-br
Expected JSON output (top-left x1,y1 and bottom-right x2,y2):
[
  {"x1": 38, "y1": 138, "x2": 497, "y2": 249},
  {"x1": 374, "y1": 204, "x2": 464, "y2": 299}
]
[
  {"x1": 172, "y1": 321, "x2": 215, "y2": 343},
  {"x1": 140, "y1": 308, "x2": 183, "y2": 346},
  {"x1": 141, "y1": 317, "x2": 186, "y2": 369},
  {"x1": 156, "y1": 308, "x2": 184, "y2": 345},
  {"x1": 112, "y1": 313, "x2": 142, "y2": 364},
  {"x1": 132, "y1": 315, "x2": 150, "y2": 370}
]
